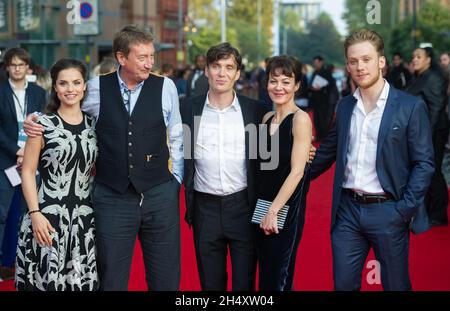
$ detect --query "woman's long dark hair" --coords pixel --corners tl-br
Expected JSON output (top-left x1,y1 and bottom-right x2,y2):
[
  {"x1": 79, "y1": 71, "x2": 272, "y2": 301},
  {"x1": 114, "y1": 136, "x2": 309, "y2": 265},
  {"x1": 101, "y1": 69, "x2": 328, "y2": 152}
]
[{"x1": 45, "y1": 58, "x2": 87, "y2": 113}]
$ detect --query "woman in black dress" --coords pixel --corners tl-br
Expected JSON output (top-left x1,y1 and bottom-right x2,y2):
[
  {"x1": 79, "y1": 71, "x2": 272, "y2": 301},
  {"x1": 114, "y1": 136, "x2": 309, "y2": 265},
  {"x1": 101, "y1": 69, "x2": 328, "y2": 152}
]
[
  {"x1": 406, "y1": 47, "x2": 449, "y2": 226},
  {"x1": 255, "y1": 56, "x2": 312, "y2": 291},
  {"x1": 16, "y1": 59, "x2": 98, "y2": 291}
]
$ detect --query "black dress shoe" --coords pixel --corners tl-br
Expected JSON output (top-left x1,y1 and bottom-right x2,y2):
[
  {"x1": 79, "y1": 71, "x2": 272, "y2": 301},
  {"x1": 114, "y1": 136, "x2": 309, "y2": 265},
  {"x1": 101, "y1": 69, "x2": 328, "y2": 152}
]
[{"x1": 430, "y1": 219, "x2": 449, "y2": 227}]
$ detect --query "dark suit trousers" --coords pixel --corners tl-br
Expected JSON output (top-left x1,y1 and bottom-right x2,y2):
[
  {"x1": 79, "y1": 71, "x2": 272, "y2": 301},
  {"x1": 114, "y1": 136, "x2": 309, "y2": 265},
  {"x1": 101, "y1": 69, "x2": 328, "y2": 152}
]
[
  {"x1": 331, "y1": 192, "x2": 411, "y2": 291},
  {"x1": 0, "y1": 173, "x2": 28, "y2": 262},
  {"x1": 426, "y1": 128, "x2": 449, "y2": 223},
  {"x1": 193, "y1": 189, "x2": 256, "y2": 291},
  {"x1": 93, "y1": 179, "x2": 181, "y2": 291}
]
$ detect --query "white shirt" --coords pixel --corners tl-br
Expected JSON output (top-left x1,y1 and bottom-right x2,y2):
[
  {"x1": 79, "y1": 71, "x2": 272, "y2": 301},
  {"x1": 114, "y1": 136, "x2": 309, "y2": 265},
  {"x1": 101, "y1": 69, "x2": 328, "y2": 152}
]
[
  {"x1": 9, "y1": 79, "x2": 28, "y2": 148},
  {"x1": 194, "y1": 92, "x2": 247, "y2": 195},
  {"x1": 342, "y1": 80, "x2": 390, "y2": 194},
  {"x1": 9, "y1": 79, "x2": 28, "y2": 123}
]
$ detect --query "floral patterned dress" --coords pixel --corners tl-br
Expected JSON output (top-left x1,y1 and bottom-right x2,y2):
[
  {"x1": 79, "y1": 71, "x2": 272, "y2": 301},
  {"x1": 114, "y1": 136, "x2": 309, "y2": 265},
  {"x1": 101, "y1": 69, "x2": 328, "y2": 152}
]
[{"x1": 15, "y1": 112, "x2": 98, "y2": 291}]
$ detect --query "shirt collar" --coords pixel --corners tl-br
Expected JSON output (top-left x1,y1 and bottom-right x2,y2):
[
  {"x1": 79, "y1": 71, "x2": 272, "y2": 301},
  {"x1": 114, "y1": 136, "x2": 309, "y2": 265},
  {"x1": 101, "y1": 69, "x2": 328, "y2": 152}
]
[
  {"x1": 353, "y1": 79, "x2": 390, "y2": 110},
  {"x1": 205, "y1": 91, "x2": 240, "y2": 112},
  {"x1": 116, "y1": 66, "x2": 145, "y2": 92},
  {"x1": 9, "y1": 79, "x2": 28, "y2": 92}
]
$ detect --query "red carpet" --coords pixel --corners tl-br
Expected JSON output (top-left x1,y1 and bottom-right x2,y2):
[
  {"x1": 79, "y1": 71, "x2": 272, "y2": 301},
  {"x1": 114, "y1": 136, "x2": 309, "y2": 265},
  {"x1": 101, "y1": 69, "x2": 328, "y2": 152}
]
[
  {"x1": 132, "y1": 169, "x2": 450, "y2": 291},
  {"x1": 1, "y1": 168, "x2": 449, "y2": 291}
]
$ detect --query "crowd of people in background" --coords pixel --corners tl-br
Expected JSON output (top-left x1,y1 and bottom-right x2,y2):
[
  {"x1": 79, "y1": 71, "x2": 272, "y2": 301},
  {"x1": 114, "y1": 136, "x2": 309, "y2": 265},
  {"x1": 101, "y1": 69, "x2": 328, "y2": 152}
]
[
  {"x1": 0, "y1": 25, "x2": 449, "y2": 291},
  {"x1": 2, "y1": 47, "x2": 448, "y2": 147}
]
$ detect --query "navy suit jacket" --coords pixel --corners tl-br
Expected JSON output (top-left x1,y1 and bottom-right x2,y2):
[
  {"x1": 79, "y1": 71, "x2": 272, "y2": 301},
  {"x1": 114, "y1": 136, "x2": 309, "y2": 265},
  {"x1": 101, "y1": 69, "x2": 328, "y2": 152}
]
[
  {"x1": 0, "y1": 81, "x2": 46, "y2": 170},
  {"x1": 311, "y1": 86, "x2": 435, "y2": 234}
]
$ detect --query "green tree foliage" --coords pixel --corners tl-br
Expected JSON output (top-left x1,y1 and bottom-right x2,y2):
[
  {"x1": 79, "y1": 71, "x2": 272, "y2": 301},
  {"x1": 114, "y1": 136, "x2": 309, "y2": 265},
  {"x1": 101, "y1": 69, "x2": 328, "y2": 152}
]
[
  {"x1": 391, "y1": 1, "x2": 450, "y2": 60},
  {"x1": 342, "y1": 0, "x2": 398, "y2": 56},
  {"x1": 287, "y1": 13, "x2": 344, "y2": 66},
  {"x1": 228, "y1": 0, "x2": 273, "y2": 66},
  {"x1": 187, "y1": 0, "x2": 346, "y2": 67},
  {"x1": 187, "y1": 0, "x2": 272, "y2": 66},
  {"x1": 186, "y1": 0, "x2": 221, "y2": 63}
]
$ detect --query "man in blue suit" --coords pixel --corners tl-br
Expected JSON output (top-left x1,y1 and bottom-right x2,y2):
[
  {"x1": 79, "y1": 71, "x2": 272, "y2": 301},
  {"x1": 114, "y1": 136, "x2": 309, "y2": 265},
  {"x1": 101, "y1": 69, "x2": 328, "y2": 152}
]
[
  {"x1": 0, "y1": 48, "x2": 46, "y2": 280},
  {"x1": 311, "y1": 29, "x2": 435, "y2": 291}
]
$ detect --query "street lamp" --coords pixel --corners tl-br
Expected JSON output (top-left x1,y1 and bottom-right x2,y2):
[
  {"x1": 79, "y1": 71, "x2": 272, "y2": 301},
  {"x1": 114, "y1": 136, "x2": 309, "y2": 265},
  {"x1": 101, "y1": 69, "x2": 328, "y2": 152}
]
[
  {"x1": 220, "y1": 0, "x2": 226, "y2": 42},
  {"x1": 178, "y1": 0, "x2": 184, "y2": 67},
  {"x1": 412, "y1": 0, "x2": 417, "y2": 48},
  {"x1": 273, "y1": 0, "x2": 280, "y2": 56},
  {"x1": 183, "y1": 17, "x2": 198, "y2": 64},
  {"x1": 257, "y1": 0, "x2": 262, "y2": 60}
]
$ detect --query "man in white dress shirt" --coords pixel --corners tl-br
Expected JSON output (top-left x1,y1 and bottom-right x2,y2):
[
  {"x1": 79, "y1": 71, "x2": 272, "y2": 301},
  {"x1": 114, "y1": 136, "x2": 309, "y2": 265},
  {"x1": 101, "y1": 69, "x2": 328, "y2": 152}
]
[
  {"x1": 311, "y1": 29, "x2": 434, "y2": 290},
  {"x1": 181, "y1": 43, "x2": 268, "y2": 290}
]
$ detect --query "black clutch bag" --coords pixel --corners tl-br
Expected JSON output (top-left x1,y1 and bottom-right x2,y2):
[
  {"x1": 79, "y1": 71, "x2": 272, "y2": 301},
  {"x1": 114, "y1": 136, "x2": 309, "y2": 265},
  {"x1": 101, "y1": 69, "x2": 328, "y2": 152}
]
[{"x1": 251, "y1": 199, "x2": 289, "y2": 230}]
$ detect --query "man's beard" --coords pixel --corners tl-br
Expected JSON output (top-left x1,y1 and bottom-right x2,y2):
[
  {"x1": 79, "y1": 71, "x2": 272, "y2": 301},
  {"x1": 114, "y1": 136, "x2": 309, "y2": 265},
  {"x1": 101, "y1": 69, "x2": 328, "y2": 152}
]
[{"x1": 356, "y1": 69, "x2": 381, "y2": 90}]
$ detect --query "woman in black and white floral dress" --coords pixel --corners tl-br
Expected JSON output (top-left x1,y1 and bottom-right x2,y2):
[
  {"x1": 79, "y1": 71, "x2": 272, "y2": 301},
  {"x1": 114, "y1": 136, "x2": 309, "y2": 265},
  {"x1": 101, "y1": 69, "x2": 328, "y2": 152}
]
[{"x1": 16, "y1": 59, "x2": 98, "y2": 291}]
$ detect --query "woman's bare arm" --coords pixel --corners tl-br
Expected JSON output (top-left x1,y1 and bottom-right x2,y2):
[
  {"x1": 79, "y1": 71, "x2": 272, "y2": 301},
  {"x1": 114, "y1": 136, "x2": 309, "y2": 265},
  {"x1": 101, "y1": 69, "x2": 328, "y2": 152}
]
[
  {"x1": 260, "y1": 110, "x2": 312, "y2": 235},
  {"x1": 21, "y1": 134, "x2": 55, "y2": 246}
]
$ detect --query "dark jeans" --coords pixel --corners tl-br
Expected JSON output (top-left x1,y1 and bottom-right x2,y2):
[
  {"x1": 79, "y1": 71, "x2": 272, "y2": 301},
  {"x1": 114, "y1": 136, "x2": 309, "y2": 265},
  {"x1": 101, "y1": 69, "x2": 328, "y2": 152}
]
[
  {"x1": 193, "y1": 189, "x2": 256, "y2": 291},
  {"x1": 93, "y1": 178, "x2": 181, "y2": 291},
  {"x1": 1, "y1": 189, "x2": 22, "y2": 267},
  {"x1": 0, "y1": 173, "x2": 27, "y2": 263},
  {"x1": 332, "y1": 192, "x2": 411, "y2": 291}
]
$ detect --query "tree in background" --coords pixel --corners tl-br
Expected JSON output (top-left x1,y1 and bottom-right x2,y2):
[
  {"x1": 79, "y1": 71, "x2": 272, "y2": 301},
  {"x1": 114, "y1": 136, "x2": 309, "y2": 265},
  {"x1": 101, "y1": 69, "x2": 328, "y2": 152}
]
[
  {"x1": 287, "y1": 13, "x2": 344, "y2": 66},
  {"x1": 186, "y1": 0, "x2": 272, "y2": 67},
  {"x1": 343, "y1": 0, "x2": 450, "y2": 62},
  {"x1": 187, "y1": 0, "x2": 346, "y2": 68},
  {"x1": 391, "y1": 1, "x2": 450, "y2": 61},
  {"x1": 342, "y1": 0, "x2": 398, "y2": 57},
  {"x1": 186, "y1": 0, "x2": 226, "y2": 64},
  {"x1": 228, "y1": 0, "x2": 273, "y2": 67},
  {"x1": 279, "y1": 7, "x2": 303, "y2": 56}
]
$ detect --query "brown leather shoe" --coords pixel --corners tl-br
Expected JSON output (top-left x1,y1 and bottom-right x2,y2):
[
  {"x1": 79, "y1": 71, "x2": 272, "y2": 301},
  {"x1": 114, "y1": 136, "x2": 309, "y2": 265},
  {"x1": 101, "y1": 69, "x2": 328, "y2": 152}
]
[{"x1": 0, "y1": 265, "x2": 15, "y2": 281}]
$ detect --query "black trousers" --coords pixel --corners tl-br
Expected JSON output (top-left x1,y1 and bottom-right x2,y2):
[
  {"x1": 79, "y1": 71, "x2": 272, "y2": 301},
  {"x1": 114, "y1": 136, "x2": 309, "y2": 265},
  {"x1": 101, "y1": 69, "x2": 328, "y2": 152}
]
[
  {"x1": 93, "y1": 178, "x2": 181, "y2": 291},
  {"x1": 255, "y1": 199, "x2": 306, "y2": 291},
  {"x1": 193, "y1": 189, "x2": 256, "y2": 291},
  {"x1": 332, "y1": 192, "x2": 411, "y2": 291},
  {"x1": 426, "y1": 128, "x2": 449, "y2": 223}
]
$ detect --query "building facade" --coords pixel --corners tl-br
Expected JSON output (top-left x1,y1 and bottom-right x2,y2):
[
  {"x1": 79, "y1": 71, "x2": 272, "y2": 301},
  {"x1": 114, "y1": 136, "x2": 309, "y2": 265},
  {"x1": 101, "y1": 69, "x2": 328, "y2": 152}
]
[{"x1": 0, "y1": 0, "x2": 188, "y2": 71}]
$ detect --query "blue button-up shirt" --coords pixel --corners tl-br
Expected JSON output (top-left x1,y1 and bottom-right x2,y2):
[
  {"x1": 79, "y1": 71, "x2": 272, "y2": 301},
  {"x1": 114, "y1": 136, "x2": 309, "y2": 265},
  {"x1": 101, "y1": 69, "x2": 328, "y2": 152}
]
[
  {"x1": 116, "y1": 70, "x2": 145, "y2": 114},
  {"x1": 83, "y1": 68, "x2": 184, "y2": 183}
]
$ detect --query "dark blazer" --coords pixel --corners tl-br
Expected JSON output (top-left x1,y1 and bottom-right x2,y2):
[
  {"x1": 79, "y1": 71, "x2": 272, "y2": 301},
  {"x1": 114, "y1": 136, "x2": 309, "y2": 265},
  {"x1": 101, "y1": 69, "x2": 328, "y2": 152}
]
[
  {"x1": 0, "y1": 81, "x2": 46, "y2": 170},
  {"x1": 308, "y1": 68, "x2": 333, "y2": 102},
  {"x1": 186, "y1": 71, "x2": 209, "y2": 98},
  {"x1": 406, "y1": 69, "x2": 449, "y2": 132},
  {"x1": 181, "y1": 94, "x2": 268, "y2": 225},
  {"x1": 311, "y1": 86, "x2": 435, "y2": 234}
]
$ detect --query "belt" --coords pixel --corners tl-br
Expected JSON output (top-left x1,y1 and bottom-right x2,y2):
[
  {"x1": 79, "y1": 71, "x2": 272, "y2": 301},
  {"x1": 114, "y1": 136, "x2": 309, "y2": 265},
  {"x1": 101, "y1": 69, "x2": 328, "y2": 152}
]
[
  {"x1": 344, "y1": 189, "x2": 394, "y2": 204},
  {"x1": 194, "y1": 188, "x2": 247, "y2": 202}
]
